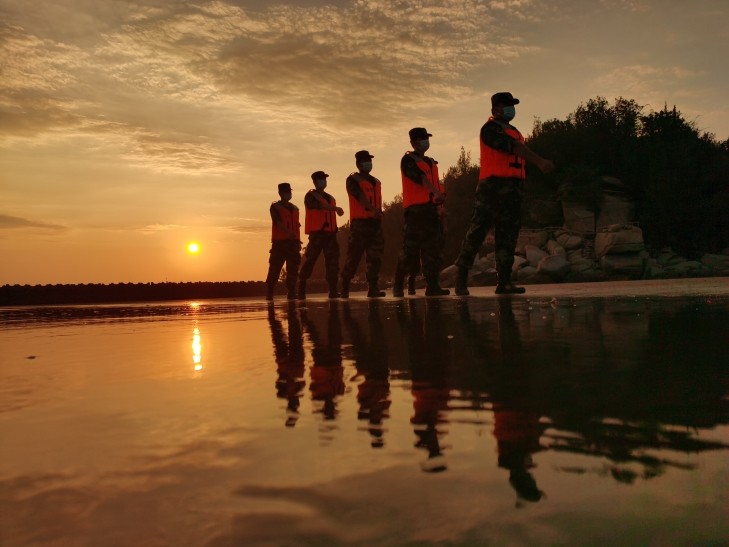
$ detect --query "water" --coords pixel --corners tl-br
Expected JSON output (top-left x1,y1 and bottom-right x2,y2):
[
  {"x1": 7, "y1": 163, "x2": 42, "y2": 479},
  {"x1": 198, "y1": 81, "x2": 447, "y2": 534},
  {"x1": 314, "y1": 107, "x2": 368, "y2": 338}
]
[{"x1": 2, "y1": 280, "x2": 729, "y2": 546}]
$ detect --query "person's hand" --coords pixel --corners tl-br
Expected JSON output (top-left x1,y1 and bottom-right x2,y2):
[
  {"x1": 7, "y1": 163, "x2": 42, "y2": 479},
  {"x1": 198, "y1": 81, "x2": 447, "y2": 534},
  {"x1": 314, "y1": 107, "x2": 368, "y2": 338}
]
[
  {"x1": 432, "y1": 191, "x2": 445, "y2": 205},
  {"x1": 539, "y1": 159, "x2": 555, "y2": 174},
  {"x1": 335, "y1": 207, "x2": 344, "y2": 216}
]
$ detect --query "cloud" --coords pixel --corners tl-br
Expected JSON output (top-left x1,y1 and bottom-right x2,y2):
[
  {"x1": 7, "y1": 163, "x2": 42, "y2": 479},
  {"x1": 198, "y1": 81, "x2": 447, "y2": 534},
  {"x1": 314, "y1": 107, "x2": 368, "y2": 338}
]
[
  {"x1": 229, "y1": 218, "x2": 269, "y2": 234},
  {"x1": 0, "y1": 214, "x2": 68, "y2": 232}
]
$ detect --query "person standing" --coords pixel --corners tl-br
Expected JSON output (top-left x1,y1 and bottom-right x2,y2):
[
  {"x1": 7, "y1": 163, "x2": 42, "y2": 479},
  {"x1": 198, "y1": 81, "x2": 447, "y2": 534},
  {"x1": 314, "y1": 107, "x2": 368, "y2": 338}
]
[
  {"x1": 265, "y1": 182, "x2": 301, "y2": 301},
  {"x1": 392, "y1": 127, "x2": 450, "y2": 297},
  {"x1": 298, "y1": 171, "x2": 344, "y2": 299},
  {"x1": 455, "y1": 92, "x2": 555, "y2": 295},
  {"x1": 340, "y1": 150, "x2": 386, "y2": 298}
]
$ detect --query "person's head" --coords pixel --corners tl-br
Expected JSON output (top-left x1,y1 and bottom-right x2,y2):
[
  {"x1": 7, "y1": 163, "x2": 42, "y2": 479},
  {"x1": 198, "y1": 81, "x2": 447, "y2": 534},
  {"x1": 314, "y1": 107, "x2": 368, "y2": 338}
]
[
  {"x1": 278, "y1": 182, "x2": 292, "y2": 202},
  {"x1": 355, "y1": 150, "x2": 374, "y2": 173},
  {"x1": 409, "y1": 127, "x2": 432, "y2": 154},
  {"x1": 491, "y1": 91, "x2": 520, "y2": 122},
  {"x1": 311, "y1": 170, "x2": 329, "y2": 190}
]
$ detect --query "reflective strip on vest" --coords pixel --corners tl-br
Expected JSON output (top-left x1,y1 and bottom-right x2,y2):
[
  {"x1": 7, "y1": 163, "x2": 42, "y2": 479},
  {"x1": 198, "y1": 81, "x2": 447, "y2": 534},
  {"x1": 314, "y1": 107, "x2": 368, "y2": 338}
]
[
  {"x1": 305, "y1": 191, "x2": 337, "y2": 234},
  {"x1": 479, "y1": 118, "x2": 526, "y2": 180},
  {"x1": 271, "y1": 203, "x2": 300, "y2": 241},
  {"x1": 348, "y1": 173, "x2": 382, "y2": 220},
  {"x1": 401, "y1": 152, "x2": 442, "y2": 208}
]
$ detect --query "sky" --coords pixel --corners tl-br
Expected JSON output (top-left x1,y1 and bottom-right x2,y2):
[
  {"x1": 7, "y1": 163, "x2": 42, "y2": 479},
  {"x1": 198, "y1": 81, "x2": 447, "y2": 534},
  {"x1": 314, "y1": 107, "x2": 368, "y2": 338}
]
[{"x1": 1, "y1": 0, "x2": 728, "y2": 285}]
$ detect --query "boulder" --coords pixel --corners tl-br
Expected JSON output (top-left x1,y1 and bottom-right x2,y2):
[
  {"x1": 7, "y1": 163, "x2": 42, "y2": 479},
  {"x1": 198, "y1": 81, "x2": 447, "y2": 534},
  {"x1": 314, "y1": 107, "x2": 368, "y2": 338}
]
[
  {"x1": 657, "y1": 248, "x2": 687, "y2": 267},
  {"x1": 664, "y1": 261, "x2": 705, "y2": 276},
  {"x1": 512, "y1": 256, "x2": 529, "y2": 271},
  {"x1": 562, "y1": 202, "x2": 595, "y2": 233},
  {"x1": 516, "y1": 266, "x2": 538, "y2": 284},
  {"x1": 599, "y1": 252, "x2": 648, "y2": 279},
  {"x1": 516, "y1": 230, "x2": 549, "y2": 254},
  {"x1": 554, "y1": 229, "x2": 584, "y2": 250},
  {"x1": 476, "y1": 254, "x2": 496, "y2": 272},
  {"x1": 595, "y1": 225, "x2": 644, "y2": 257},
  {"x1": 700, "y1": 253, "x2": 729, "y2": 271},
  {"x1": 522, "y1": 198, "x2": 563, "y2": 227},
  {"x1": 525, "y1": 245, "x2": 548, "y2": 267},
  {"x1": 566, "y1": 249, "x2": 585, "y2": 263},
  {"x1": 439, "y1": 264, "x2": 458, "y2": 287},
  {"x1": 570, "y1": 258, "x2": 595, "y2": 274},
  {"x1": 546, "y1": 239, "x2": 566, "y2": 256},
  {"x1": 537, "y1": 255, "x2": 571, "y2": 280}
]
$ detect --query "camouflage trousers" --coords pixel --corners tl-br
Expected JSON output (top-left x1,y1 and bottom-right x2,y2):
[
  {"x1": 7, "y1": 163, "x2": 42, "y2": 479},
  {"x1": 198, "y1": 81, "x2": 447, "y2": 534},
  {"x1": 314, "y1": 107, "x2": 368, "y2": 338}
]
[
  {"x1": 341, "y1": 219, "x2": 384, "y2": 285},
  {"x1": 266, "y1": 239, "x2": 301, "y2": 292},
  {"x1": 395, "y1": 204, "x2": 445, "y2": 286},
  {"x1": 456, "y1": 178, "x2": 523, "y2": 284},
  {"x1": 299, "y1": 231, "x2": 340, "y2": 285}
]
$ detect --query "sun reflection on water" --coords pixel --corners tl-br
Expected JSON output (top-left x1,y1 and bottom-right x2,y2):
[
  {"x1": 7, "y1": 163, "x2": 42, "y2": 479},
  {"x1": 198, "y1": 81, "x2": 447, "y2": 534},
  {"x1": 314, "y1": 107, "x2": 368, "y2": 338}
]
[{"x1": 192, "y1": 326, "x2": 202, "y2": 372}]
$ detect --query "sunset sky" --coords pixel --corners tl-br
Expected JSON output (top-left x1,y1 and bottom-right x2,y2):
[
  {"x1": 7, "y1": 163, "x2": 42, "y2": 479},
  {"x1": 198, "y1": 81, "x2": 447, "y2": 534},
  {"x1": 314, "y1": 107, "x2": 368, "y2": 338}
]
[{"x1": 2, "y1": 0, "x2": 728, "y2": 285}]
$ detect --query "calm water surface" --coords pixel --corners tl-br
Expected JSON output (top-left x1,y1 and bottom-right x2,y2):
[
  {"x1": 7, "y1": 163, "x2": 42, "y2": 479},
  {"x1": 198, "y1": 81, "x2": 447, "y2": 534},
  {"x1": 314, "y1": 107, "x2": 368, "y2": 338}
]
[{"x1": 1, "y1": 284, "x2": 728, "y2": 546}]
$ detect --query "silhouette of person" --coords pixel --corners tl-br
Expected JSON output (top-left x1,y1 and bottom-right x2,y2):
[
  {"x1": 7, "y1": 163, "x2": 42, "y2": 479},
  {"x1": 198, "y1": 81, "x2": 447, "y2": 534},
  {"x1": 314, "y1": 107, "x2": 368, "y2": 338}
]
[
  {"x1": 265, "y1": 182, "x2": 302, "y2": 301},
  {"x1": 267, "y1": 302, "x2": 306, "y2": 427},
  {"x1": 401, "y1": 299, "x2": 451, "y2": 472},
  {"x1": 301, "y1": 302, "x2": 344, "y2": 421},
  {"x1": 342, "y1": 300, "x2": 391, "y2": 448}
]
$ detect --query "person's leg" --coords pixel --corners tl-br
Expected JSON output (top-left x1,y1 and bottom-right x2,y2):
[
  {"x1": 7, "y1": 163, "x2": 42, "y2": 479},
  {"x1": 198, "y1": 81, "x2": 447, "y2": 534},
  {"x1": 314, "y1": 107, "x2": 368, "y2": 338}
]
[
  {"x1": 298, "y1": 234, "x2": 323, "y2": 299},
  {"x1": 340, "y1": 223, "x2": 367, "y2": 298},
  {"x1": 365, "y1": 224, "x2": 385, "y2": 297},
  {"x1": 493, "y1": 183, "x2": 524, "y2": 294},
  {"x1": 265, "y1": 243, "x2": 286, "y2": 300},
  {"x1": 455, "y1": 183, "x2": 495, "y2": 295},
  {"x1": 422, "y1": 221, "x2": 449, "y2": 296},
  {"x1": 284, "y1": 242, "x2": 302, "y2": 300},
  {"x1": 322, "y1": 234, "x2": 341, "y2": 298}
]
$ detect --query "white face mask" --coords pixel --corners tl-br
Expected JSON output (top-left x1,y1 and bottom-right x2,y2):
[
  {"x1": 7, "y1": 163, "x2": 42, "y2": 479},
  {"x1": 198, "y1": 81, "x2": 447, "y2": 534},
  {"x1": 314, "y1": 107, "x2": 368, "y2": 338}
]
[{"x1": 360, "y1": 161, "x2": 372, "y2": 173}]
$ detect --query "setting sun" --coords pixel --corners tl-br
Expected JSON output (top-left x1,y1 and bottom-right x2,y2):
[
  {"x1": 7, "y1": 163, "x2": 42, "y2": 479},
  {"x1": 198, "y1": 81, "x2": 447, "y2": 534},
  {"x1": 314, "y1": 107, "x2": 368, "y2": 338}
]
[{"x1": 187, "y1": 242, "x2": 200, "y2": 254}]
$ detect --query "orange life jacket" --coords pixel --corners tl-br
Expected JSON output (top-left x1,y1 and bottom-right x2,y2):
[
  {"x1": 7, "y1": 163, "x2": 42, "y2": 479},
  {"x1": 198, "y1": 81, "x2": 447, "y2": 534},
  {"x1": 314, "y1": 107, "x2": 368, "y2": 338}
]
[
  {"x1": 348, "y1": 173, "x2": 382, "y2": 220},
  {"x1": 304, "y1": 190, "x2": 338, "y2": 234},
  {"x1": 271, "y1": 202, "x2": 300, "y2": 241},
  {"x1": 479, "y1": 117, "x2": 526, "y2": 180},
  {"x1": 401, "y1": 151, "x2": 442, "y2": 209}
]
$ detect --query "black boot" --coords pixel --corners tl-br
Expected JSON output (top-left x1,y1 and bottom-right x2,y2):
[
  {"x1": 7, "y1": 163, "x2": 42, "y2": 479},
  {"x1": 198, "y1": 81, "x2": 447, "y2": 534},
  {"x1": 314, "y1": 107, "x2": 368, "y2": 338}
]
[
  {"x1": 454, "y1": 266, "x2": 469, "y2": 296},
  {"x1": 407, "y1": 275, "x2": 416, "y2": 295},
  {"x1": 266, "y1": 285, "x2": 274, "y2": 301},
  {"x1": 367, "y1": 282, "x2": 386, "y2": 298},
  {"x1": 424, "y1": 272, "x2": 450, "y2": 296},
  {"x1": 495, "y1": 268, "x2": 525, "y2": 294},
  {"x1": 340, "y1": 278, "x2": 350, "y2": 299},
  {"x1": 297, "y1": 280, "x2": 306, "y2": 300},
  {"x1": 328, "y1": 280, "x2": 339, "y2": 299}
]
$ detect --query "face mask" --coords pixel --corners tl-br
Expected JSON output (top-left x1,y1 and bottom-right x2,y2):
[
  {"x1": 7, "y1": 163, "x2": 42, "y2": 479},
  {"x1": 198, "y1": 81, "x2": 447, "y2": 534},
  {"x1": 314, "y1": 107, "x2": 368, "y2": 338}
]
[
  {"x1": 360, "y1": 161, "x2": 372, "y2": 173},
  {"x1": 501, "y1": 105, "x2": 516, "y2": 121},
  {"x1": 281, "y1": 192, "x2": 292, "y2": 202},
  {"x1": 417, "y1": 139, "x2": 430, "y2": 152},
  {"x1": 315, "y1": 179, "x2": 327, "y2": 190}
]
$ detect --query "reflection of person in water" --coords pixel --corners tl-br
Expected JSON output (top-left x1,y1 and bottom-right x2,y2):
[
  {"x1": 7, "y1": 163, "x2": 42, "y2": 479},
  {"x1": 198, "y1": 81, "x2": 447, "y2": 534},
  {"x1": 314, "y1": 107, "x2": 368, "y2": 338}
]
[
  {"x1": 267, "y1": 302, "x2": 306, "y2": 427},
  {"x1": 342, "y1": 300, "x2": 391, "y2": 448},
  {"x1": 491, "y1": 297, "x2": 545, "y2": 504},
  {"x1": 301, "y1": 303, "x2": 344, "y2": 421},
  {"x1": 403, "y1": 299, "x2": 451, "y2": 472}
]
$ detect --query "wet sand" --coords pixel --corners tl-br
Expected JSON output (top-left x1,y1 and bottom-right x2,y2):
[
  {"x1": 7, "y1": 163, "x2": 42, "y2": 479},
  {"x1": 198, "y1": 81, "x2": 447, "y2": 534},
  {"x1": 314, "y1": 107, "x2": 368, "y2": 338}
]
[{"x1": 1, "y1": 278, "x2": 728, "y2": 546}]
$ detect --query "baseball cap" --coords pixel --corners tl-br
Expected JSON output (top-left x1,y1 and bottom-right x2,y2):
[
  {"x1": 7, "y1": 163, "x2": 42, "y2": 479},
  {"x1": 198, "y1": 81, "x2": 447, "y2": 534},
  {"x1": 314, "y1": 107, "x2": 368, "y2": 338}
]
[
  {"x1": 409, "y1": 127, "x2": 432, "y2": 140},
  {"x1": 278, "y1": 182, "x2": 291, "y2": 192},
  {"x1": 311, "y1": 171, "x2": 329, "y2": 180},
  {"x1": 491, "y1": 92, "x2": 520, "y2": 107},
  {"x1": 355, "y1": 150, "x2": 374, "y2": 161}
]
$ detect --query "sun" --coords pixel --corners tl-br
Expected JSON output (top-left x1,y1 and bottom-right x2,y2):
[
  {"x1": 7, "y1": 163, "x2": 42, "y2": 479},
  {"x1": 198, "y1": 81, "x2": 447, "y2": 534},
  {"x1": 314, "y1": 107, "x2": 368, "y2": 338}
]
[{"x1": 187, "y1": 242, "x2": 200, "y2": 254}]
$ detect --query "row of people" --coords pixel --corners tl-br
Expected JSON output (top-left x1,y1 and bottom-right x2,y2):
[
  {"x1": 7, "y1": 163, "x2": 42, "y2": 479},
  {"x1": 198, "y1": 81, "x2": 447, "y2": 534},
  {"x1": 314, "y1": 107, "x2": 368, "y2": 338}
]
[{"x1": 265, "y1": 91, "x2": 554, "y2": 300}]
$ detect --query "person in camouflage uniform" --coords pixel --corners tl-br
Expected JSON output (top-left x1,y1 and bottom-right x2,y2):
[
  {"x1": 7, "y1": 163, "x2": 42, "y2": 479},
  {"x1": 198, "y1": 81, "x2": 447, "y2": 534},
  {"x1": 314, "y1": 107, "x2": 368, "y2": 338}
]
[
  {"x1": 265, "y1": 182, "x2": 301, "y2": 301},
  {"x1": 455, "y1": 92, "x2": 554, "y2": 295},
  {"x1": 298, "y1": 171, "x2": 344, "y2": 299},
  {"x1": 392, "y1": 127, "x2": 450, "y2": 297},
  {"x1": 340, "y1": 150, "x2": 386, "y2": 298}
]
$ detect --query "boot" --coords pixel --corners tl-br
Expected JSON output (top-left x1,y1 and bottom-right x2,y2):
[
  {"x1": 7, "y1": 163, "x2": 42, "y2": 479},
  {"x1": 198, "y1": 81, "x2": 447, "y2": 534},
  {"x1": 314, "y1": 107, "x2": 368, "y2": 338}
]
[
  {"x1": 340, "y1": 278, "x2": 350, "y2": 299},
  {"x1": 495, "y1": 284, "x2": 526, "y2": 294},
  {"x1": 407, "y1": 275, "x2": 416, "y2": 295},
  {"x1": 328, "y1": 280, "x2": 339, "y2": 299},
  {"x1": 454, "y1": 266, "x2": 469, "y2": 296},
  {"x1": 425, "y1": 285, "x2": 450, "y2": 296},
  {"x1": 266, "y1": 282, "x2": 274, "y2": 301},
  {"x1": 392, "y1": 265, "x2": 405, "y2": 298},
  {"x1": 367, "y1": 282, "x2": 386, "y2": 298},
  {"x1": 297, "y1": 280, "x2": 307, "y2": 300}
]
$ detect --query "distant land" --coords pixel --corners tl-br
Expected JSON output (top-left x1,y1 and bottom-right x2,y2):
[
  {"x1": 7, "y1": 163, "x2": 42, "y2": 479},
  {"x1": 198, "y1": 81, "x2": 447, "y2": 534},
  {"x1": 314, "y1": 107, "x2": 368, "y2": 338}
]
[{"x1": 0, "y1": 280, "x2": 365, "y2": 306}]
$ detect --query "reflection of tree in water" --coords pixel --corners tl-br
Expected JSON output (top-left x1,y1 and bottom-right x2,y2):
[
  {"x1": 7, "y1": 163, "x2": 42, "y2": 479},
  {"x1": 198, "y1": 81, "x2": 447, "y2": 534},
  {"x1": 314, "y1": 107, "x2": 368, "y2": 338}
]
[
  {"x1": 301, "y1": 303, "x2": 345, "y2": 427},
  {"x1": 448, "y1": 296, "x2": 729, "y2": 486},
  {"x1": 267, "y1": 302, "x2": 306, "y2": 428},
  {"x1": 342, "y1": 301, "x2": 391, "y2": 449}
]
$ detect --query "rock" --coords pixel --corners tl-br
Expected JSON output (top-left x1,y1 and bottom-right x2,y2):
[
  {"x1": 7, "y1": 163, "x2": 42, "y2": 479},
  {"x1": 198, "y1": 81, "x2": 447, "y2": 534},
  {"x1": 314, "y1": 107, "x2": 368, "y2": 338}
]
[
  {"x1": 525, "y1": 245, "x2": 548, "y2": 267},
  {"x1": 570, "y1": 258, "x2": 595, "y2": 273},
  {"x1": 664, "y1": 261, "x2": 704, "y2": 275},
  {"x1": 516, "y1": 230, "x2": 549, "y2": 254},
  {"x1": 546, "y1": 239, "x2": 566, "y2": 256},
  {"x1": 562, "y1": 202, "x2": 595, "y2": 233},
  {"x1": 512, "y1": 256, "x2": 529, "y2": 271},
  {"x1": 537, "y1": 255, "x2": 571, "y2": 280},
  {"x1": 439, "y1": 264, "x2": 458, "y2": 287},
  {"x1": 599, "y1": 252, "x2": 648, "y2": 279},
  {"x1": 657, "y1": 247, "x2": 687, "y2": 267},
  {"x1": 566, "y1": 249, "x2": 585, "y2": 263},
  {"x1": 516, "y1": 266, "x2": 538, "y2": 284},
  {"x1": 554, "y1": 229, "x2": 584, "y2": 250},
  {"x1": 595, "y1": 225, "x2": 644, "y2": 257},
  {"x1": 471, "y1": 269, "x2": 498, "y2": 285},
  {"x1": 522, "y1": 198, "x2": 563, "y2": 227},
  {"x1": 700, "y1": 253, "x2": 729, "y2": 271},
  {"x1": 476, "y1": 254, "x2": 496, "y2": 271}
]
